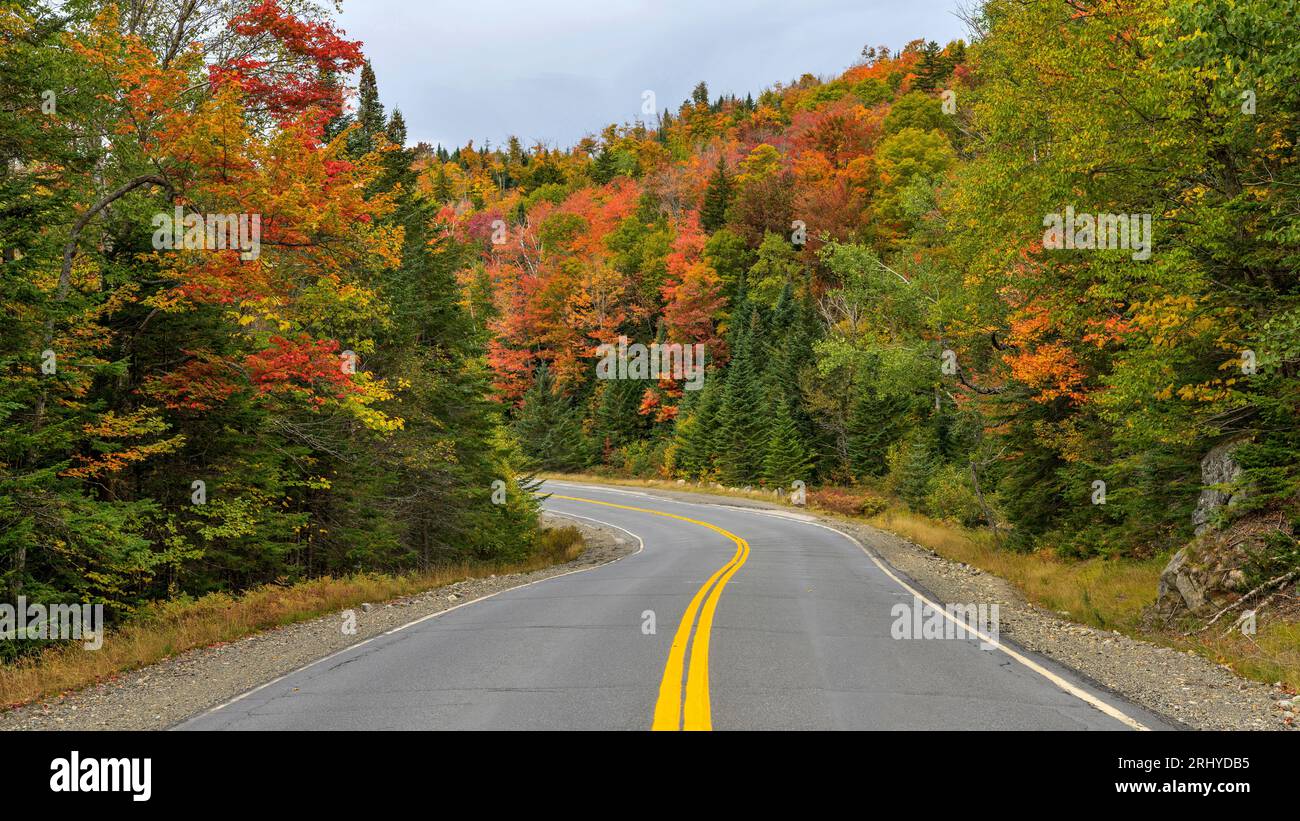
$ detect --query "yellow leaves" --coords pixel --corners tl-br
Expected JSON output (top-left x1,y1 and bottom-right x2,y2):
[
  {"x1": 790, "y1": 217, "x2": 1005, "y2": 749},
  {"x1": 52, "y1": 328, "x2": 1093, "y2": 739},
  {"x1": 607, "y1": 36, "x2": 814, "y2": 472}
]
[
  {"x1": 1129, "y1": 294, "x2": 1204, "y2": 347},
  {"x1": 0, "y1": 4, "x2": 33, "y2": 38},
  {"x1": 737, "y1": 144, "x2": 783, "y2": 183},
  {"x1": 1174, "y1": 381, "x2": 1236, "y2": 404},
  {"x1": 82, "y1": 408, "x2": 168, "y2": 438},
  {"x1": 339, "y1": 372, "x2": 404, "y2": 432},
  {"x1": 61, "y1": 435, "x2": 187, "y2": 480}
]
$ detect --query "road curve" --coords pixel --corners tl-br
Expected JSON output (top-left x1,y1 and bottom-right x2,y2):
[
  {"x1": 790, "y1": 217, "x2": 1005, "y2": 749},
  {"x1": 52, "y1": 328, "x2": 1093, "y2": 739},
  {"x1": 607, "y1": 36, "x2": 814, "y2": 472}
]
[{"x1": 176, "y1": 480, "x2": 1175, "y2": 730}]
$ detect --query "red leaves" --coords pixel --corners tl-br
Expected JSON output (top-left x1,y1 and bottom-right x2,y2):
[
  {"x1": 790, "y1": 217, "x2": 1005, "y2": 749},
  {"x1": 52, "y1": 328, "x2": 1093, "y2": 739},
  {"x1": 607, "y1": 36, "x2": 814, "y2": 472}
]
[
  {"x1": 146, "y1": 353, "x2": 240, "y2": 412},
  {"x1": 210, "y1": 0, "x2": 365, "y2": 124},
  {"x1": 244, "y1": 335, "x2": 357, "y2": 407}
]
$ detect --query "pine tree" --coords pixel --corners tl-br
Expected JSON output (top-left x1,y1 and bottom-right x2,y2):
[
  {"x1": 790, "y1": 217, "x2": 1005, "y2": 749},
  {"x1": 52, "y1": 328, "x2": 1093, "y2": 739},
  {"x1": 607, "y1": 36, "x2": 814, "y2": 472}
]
[
  {"x1": 914, "y1": 41, "x2": 947, "y2": 92},
  {"x1": 700, "y1": 157, "x2": 732, "y2": 233},
  {"x1": 715, "y1": 306, "x2": 768, "y2": 485},
  {"x1": 592, "y1": 145, "x2": 617, "y2": 185},
  {"x1": 347, "y1": 60, "x2": 386, "y2": 155},
  {"x1": 692, "y1": 81, "x2": 710, "y2": 107},
  {"x1": 512, "y1": 364, "x2": 586, "y2": 471},
  {"x1": 385, "y1": 109, "x2": 407, "y2": 146},
  {"x1": 763, "y1": 392, "x2": 812, "y2": 487},
  {"x1": 673, "y1": 373, "x2": 721, "y2": 478},
  {"x1": 431, "y1": 164, "x2": 453, "y2": 203},
  {"x1": 847, "y1": 392, "x2": 909, "y2": 478},
  {"x1": 891, "y1": 429, "x2": 938, "y2": 512},
  {"x1": 592, "y1": 374, "x2": 645, "y2": 461}
]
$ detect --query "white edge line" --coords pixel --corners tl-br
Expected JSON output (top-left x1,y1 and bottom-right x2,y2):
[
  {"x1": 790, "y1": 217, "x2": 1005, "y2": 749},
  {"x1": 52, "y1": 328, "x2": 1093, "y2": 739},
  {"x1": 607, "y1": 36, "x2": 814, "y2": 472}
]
[
  {"x1": 177, "y1": 510, "x2": 646, "y2": 727},
  {"x1": 555, "y1": 482, "x2": 1152, "y2": 732}
]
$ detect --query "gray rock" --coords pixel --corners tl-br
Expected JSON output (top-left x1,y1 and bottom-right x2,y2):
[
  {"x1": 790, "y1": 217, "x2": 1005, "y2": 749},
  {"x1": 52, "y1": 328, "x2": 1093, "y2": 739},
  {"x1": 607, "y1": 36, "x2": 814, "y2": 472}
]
[
  {"x1": 1157, "y1": 547, "x2": 1207, "y2": 612},
  {"x1": 1192, "y1": 436, "x2": 1248, "y2": 536}
]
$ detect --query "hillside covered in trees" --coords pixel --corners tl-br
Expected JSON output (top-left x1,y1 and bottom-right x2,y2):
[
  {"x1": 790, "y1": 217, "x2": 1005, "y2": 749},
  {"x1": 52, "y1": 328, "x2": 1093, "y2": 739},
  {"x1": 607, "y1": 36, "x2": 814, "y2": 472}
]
[
  {"x1": 2, "y1": 0, "x2": 1298, "y2": 648},
  {"x1": 443, "y1": 0, "x2": 1299, "y2": 574}
]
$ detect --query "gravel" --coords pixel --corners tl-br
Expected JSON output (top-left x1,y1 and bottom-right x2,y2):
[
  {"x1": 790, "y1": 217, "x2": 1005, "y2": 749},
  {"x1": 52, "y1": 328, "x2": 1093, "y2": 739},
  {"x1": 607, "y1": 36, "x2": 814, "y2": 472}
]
[{"x1": 0, "y1": 514, "x2": 633, "y2": 731}]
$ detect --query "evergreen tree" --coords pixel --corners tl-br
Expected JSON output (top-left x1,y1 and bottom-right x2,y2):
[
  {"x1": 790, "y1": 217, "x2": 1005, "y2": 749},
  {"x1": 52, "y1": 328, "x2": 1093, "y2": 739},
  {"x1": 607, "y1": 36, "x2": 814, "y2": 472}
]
[
  {"x1": 700, "y1": 156, "x2": 733, "y2": 233},
  {"x1": 385, "y1": 108, "x2": 407, "y2": 146},
  {"x1": 347, "y1": 60, "x2": 386, "y2": 155},
  {"x1": 847, "y1": 392, "x2": 909, "y2": 478},
  {"x1": 431, "y1": 164, "x2": 453, "y2": 203},
  {"x1": 512, "y1": 364, "x2": 586, "y2": 471},
  {"x1": 591, "y1": 374, "x2": 645, "y2": 461},
  {"x1": 715, "y1": 306, "x2": 768, "y2": 485},
  {"x1": 673, "y1": 373, "x2": 721, "y2": 478},
  {"x1": 691, "y1": 81, "x2": 710, "y2": 107},
  {"x1": 891, "y1": 429, "x2": 939, "y2": 512},
  {"x1": 592, "y1": 145, "x2": 617, "y2": 185},
  {"x1": 913, "y1": 41, "x2": 947, "y2": 92},
  {"x1": 763, "y1": 391, "x2": 813, "y2": 487}
]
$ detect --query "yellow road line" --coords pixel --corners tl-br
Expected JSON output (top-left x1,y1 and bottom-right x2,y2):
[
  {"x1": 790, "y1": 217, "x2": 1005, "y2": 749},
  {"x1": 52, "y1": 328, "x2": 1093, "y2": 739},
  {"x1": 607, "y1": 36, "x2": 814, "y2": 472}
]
[{"x1": 549, "y1": 494, "x2": 749, "y2": 731}]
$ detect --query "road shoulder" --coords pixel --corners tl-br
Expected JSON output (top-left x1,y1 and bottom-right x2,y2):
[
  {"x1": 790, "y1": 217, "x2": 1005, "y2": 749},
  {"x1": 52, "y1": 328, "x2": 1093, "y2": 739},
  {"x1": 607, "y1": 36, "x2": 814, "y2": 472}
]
[{"x1": 0, "y1": 513, "x2": 633, "y2": 731}]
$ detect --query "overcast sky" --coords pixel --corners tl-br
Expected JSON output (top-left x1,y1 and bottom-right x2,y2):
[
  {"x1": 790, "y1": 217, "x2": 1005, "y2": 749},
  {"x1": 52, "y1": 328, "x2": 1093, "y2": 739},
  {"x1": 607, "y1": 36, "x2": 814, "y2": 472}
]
[{"x1": 335, "y1": 0, "x2": 971, "y2": 150}]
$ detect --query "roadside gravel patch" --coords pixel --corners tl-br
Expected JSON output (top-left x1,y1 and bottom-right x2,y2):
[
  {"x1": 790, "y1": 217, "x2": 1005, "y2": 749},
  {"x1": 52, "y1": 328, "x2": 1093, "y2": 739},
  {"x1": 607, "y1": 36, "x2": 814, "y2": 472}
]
[
  {"x1": 0, "y1": 514, "x2": 632, "y2": 731},
  {"x1": 563, "y1": 482, "x2": 1295, "y2": 731},
  {"x1": 829, "y1": 518, "x2": 1293, "y2": 731}
]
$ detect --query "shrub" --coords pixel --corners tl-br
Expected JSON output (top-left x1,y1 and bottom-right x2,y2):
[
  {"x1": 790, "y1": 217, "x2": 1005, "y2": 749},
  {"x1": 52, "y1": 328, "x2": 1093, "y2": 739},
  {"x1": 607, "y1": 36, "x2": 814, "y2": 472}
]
[{"x1": 924, "y1": 463, "x2": 987, "y2": 528}]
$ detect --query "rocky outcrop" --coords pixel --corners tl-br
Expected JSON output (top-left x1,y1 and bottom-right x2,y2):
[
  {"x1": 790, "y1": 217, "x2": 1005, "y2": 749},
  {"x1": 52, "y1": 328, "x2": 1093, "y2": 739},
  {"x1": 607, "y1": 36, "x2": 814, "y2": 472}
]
[
  {"x1": 1191, "y1": 436, "x2": 1248, "y2": 536},
  {"x1": 1155, "y1": 534, "x2": 1252, "y2": 618},
  {"x1": 1154, "y1": 437, "x2": 1253, "y2": 619}
]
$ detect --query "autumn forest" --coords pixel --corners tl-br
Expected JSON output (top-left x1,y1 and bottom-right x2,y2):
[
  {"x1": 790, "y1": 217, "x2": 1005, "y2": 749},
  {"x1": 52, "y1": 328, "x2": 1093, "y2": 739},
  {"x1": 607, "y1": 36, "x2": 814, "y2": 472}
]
[{"x1": 2, "y1": 0, "x2": 1298, "y2": 652}]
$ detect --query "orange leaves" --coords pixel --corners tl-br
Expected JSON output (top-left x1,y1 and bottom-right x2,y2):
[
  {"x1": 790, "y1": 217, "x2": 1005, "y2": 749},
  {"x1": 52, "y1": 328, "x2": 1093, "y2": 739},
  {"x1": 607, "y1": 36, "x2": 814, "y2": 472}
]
[
  {"x1": 1006, "y1": 342, "x2": 1089, "y2": 404},
  {"x1": 62, "y1": 409, "x2": 185, "y2": 480},
  {"x1": 1005, "y1": 304, "x2": 1090, "y2": 404},
  {"x1": 662, "y1": 260, "x2": 726, "y2": 350}
]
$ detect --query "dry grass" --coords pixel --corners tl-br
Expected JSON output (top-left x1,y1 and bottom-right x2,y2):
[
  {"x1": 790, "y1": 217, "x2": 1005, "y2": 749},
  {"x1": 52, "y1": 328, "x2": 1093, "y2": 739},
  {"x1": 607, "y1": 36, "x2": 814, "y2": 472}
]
[
  {"x1": 0, "y1": 525, "x2": 585, "y2": 710},
  {"x1": 866, "y1": 507, "x2": 1298, "y2": 689},
  {"x1": 1193, "y1": 621, "x2": 1300, "y2": 688},
  {"x1": 867, "y1": 508, "x2": 1162, "y2": 631}
]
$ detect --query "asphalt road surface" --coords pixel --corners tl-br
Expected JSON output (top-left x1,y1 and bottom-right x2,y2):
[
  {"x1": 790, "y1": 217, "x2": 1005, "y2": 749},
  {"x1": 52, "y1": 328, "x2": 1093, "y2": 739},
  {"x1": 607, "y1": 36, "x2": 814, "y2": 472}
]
[{"x1": 177, "y1": 480, "x2": 1175, "y2": 730}]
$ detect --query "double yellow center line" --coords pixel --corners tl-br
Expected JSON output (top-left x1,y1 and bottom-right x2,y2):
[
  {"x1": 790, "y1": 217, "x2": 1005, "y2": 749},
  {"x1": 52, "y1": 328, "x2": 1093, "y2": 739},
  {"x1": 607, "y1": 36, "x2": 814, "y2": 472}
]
[{"x1": 550, "y1": 494, "x2": 750, "y2": 731}]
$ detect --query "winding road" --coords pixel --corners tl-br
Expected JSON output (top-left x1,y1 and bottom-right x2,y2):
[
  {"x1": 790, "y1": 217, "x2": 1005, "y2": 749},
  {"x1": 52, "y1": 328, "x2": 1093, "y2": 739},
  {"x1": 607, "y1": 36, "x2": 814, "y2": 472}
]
[{"x1": 177, "y1": 480, "x2": 1175, "y2": 731}]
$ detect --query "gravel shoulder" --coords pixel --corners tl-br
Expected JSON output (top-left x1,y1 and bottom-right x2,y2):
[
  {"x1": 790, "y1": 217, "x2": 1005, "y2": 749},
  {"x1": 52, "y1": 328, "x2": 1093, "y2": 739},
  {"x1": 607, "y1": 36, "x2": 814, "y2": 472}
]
[
  {"x1": 0, "y1": 513, "x2": 633, "y2": 731},
  {"x1": 557, "y1": 481, "x2": 1295, "y2": 731}
]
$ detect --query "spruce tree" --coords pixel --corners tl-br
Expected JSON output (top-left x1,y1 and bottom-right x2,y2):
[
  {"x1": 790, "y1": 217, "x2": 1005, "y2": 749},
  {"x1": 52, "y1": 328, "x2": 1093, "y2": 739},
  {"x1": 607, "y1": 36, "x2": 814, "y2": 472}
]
[
  {"x1": 847, "y1": 392, "x2": 908, "y2": 478},
  {"x1": 592, "y1": 145, "x2": 617, "y2": 185},
  {"x1": 715, "y1": 306, "x2": 768, "y2": 485},
  {"x1": 512, "y1": 364, "x2": 586, "y2": 471},
  {"x1": 673, "y1": 373, "x2": 721, "y2": 478},
  {"x1": 700, "y1": 156, "x2": 733, "y2": 233},
  {"x1": 692, "y1": 81, "x2": 710, "y2": 107},
  {"x1": 592, "y1": 374, "x2": 645, "y2": 462},
  {"x1": 763, "y1": 391, "x2": 813, "y2": 487},
  {"x1": 385, "y1": 109, "x2": 407, "y2": 146},
  {"x1": 347, "y1": 61, "x2": 386, "y2": 156}
]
